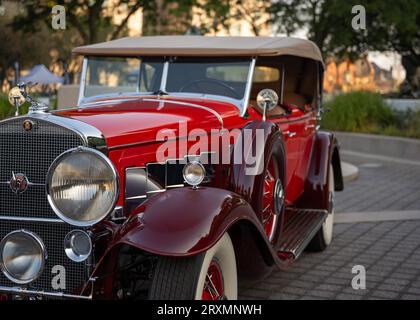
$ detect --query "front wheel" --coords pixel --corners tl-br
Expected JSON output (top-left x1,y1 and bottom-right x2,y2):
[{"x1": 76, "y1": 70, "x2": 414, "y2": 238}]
[{"x1": 148, "y1": 233, "x2": 237, "y2": 300}]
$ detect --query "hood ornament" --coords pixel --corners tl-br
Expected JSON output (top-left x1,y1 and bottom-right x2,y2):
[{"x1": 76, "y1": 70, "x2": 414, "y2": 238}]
[{"x1": 8, "y1": 81, "x2": 49, "y2": 116}]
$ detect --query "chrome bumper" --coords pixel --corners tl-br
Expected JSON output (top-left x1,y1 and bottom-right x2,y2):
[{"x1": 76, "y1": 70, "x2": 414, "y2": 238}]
[{"x1": 0, "y1": 286, "x2": 92, "y2": 300}]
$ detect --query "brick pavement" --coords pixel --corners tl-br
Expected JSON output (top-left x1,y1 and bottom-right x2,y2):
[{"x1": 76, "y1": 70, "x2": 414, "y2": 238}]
[
  {"x1": 239, "y1": 153, "x2": 420, "y2": 300},
  {"x1": 336, "y1": 153, "x2": 420, "y2": 213}
]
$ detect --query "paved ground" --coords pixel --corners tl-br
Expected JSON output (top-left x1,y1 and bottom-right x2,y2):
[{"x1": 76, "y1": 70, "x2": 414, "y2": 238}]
[
  {"x1": 336, "y1": 152, "x2": 420, "y2": 212},
  {"x1": 240, "y1": 152, "x2": 420, "y2": 300}
]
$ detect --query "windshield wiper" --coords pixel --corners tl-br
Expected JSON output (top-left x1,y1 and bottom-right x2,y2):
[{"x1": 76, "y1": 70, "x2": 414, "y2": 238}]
[{"x1": 152, "y1": 89, "x2": 169, "y2": 96}]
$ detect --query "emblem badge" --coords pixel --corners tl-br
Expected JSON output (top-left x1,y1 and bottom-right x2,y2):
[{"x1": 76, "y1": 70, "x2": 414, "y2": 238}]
[
  {"x1": 9, "y1": 172, "x2": 29, "y2": 195},
  {"x1": 23, "y1": 120, "x2": 34, "y2": 131}
]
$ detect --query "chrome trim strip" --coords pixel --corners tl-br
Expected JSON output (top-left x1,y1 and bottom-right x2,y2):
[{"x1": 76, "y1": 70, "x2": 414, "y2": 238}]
[
  {"x1": 160, "y1": 61, "x2": 169, "y2": 91},
  {"x1": 241, "y1": 57, "x2": 256, "y2": 117},
  {"x1": 143, "y1": 98, "x2": 224, "y2": 130},
  {"x1": 146, "y1": 189, "x2": 167, "y2": 195},
  {"x1": 0, "y1": 286, "x2": 92, "y2": 300},
  {"x1": 126, "y1": 195, "x2": 147, "y2": 200},
  {"x1": 81, "y1": 98, "x2": 141, "y2": 107},
  {"x1": 0, "y1": 216, "x2": 64, "y2": 223},
  {"x1": 0, "y1": 181, "x2": 44, "y2": 186},
  {"x1": 78, "y1": 92, "x2": 153, "y2": 106},
  {"x1": 166, "y1": 184, "x2": 185, "y2": 188},
  {"x1": 77, "y1": 58, "x2": 88, "y2": 107},
  {"x1": 280, "y1": 64, "x2": 285, "y2": 104}
]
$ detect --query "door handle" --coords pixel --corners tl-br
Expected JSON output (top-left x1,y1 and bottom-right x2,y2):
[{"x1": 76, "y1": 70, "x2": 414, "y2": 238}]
[
  {"x1": 284, "y1": 131, "x2": 297, "y2": 138},
  {"x1": 305, "y1": 124, "x2": 315, "y2": 130}
]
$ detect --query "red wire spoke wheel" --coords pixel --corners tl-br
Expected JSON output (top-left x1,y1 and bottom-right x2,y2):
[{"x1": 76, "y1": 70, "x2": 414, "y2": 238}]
[{"x1": 202, "y1": 260, "x2": 224, "y2": 300}]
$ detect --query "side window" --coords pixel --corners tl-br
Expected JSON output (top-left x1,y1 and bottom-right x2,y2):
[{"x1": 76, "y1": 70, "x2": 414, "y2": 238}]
[
  {"x1": 250, "y1": 66, "x2": 282, "y2": 101},
  {"x1": 253, "y1": 66, "x2": 280, "y2": 83},
  {"x1": 206, "y1": 66, "x2": 249, "y2": 82}
]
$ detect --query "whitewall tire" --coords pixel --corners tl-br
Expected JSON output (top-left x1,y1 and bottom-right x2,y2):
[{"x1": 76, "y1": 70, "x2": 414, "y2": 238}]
[{"x1": 149, "y1": 233, "x2": 237, "y2": 300}]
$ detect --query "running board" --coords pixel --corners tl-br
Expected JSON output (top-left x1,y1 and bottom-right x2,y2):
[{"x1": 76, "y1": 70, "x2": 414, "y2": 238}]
[{"x1": 277, "y1": 209, "x2": 328, "y2": 260}]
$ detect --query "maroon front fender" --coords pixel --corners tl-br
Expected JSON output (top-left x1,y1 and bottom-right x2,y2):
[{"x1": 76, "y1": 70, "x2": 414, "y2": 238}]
[
  {"x1": 84, "y1": 187, "x2": 290, "y2": 297},
  {"x1": 116, "y1": 187, "x2": 264, "y2": 256}
]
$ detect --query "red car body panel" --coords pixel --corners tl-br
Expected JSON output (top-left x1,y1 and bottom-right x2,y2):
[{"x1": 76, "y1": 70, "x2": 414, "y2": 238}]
[
  {"x1": 57, "y1": 97, "x2": 244, "y2": 149},
  {"x1": 55, "y1": 97, "x2": 311, "y2": 205},
  {"x1": 54, "y1": 95, "x2": 342, "y2": 299}
]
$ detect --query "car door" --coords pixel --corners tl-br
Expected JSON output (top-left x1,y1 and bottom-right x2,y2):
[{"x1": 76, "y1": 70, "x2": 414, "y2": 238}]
[
  {"x1": 272, "y1": 107, "x2": 306, "y2": 204},
  {"x1": 295, "y1": 107, "x2": 317, "y2": 190}
]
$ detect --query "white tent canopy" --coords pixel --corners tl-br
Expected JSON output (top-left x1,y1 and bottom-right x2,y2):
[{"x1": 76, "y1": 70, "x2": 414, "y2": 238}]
[{"x1": 20, "y1": 64, "x2": 64, "y2": 84}]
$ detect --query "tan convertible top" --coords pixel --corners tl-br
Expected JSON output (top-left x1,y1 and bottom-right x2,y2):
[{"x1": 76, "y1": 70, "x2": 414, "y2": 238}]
[{"x1": 73, "y1": 36, "x2": 324, "y2": 65}]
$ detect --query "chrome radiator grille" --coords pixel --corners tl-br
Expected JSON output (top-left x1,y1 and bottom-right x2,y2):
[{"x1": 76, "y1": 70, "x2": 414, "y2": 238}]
[
  {"x1": 0, "y1": 117, "x2": 84, "y2": 219},
  {"x1": 0, "y1": 117, "x2": 89, "y2": 296},
  {"x1": 0, "y1": 220, "x2": 89, "y2": 295}
]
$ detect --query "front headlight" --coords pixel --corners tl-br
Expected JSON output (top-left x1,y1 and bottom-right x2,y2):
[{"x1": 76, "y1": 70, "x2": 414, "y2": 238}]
[
  {"x1": 0, "y1": 230, "x2": 46, "y2": 284},
  {"x1": 47, "y1": 147, "x2": 119, "y2": 227},
  {"x1": 183, "y1": 161, "x2": 206, "y2": 187}
]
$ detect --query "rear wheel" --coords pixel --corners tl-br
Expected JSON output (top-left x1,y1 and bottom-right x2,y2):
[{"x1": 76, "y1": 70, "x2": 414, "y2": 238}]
[
  {"x1": 148, "y1": 233, "x2": 237, "y2": 300},
  {"x1": 307, "y1": 164, "x2": 335, "y2": 251}
]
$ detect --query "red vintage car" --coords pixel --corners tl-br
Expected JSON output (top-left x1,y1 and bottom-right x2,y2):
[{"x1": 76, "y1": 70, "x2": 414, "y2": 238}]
[{"x1": 0, "y1": 36, "x2": 343, "y2": 300}]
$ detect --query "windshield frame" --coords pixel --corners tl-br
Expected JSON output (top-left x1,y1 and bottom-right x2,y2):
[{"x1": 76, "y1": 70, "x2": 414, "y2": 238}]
[{"x1": 77, "y1": 56, "x2": 256, "y2": 117}]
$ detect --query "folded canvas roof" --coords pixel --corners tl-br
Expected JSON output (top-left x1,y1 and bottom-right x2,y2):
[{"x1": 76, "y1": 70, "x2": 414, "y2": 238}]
[{"x1": 73, "y1": 36, "x2": 324, "y2": 65}]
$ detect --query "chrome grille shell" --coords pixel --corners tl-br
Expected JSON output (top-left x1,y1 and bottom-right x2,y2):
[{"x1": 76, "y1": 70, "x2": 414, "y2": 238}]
[
  {"x1": 0, "y1": 117, "x2": 84, "y2": 219},
  {"x1": 0, "y1": 114, "x2": 106, "y2": 297}
]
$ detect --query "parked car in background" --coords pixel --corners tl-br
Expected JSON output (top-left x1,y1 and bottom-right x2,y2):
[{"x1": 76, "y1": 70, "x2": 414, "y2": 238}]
[{"x1": 0, "y1": 36, "x2": 343, "y2": 300}]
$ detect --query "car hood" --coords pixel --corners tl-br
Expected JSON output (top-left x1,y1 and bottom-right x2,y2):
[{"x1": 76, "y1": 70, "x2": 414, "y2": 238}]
[{"x1": 55, "y1": 97, "x2": 242, "y2": 149}]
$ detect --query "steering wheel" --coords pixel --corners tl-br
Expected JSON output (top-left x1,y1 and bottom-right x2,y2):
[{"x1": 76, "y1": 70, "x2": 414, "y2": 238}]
[{"x1": 178, "y1": 79, "x2": 240, "y2": 99}]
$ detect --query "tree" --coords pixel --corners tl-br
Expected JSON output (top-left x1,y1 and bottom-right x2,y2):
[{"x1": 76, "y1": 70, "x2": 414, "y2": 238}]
[
  {"x1": 10, "y1": 1, "x2": 152, "y2": 45},
  {"x1": 233, "y1": 0, "x2": 272, "y2": 36},
  {"x1": 187, "y1": 0, "x2": 271, "y2": 36},
  {"x1": 7, "y1": 1, "x2": 152, "y2": 86},
  {"x1": 271, "y1": 0, "x2": 369, "y2": 59},
  {"x1": 142, "y1": 0, "x2": 194, "y2": 35},
  {"x1": 0, "y1": 1, "x2": 58, "y2": 90},
  {"x1": 362, "y1": 1, "x2": 420, "y2": 93},
  {"x1": 271, "y1": 0, "x2": 420, "y2": 91}
]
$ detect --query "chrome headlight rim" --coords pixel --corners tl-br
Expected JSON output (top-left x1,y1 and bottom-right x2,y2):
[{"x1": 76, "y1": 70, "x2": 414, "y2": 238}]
[
  {"x1": 46, "y1": 146, "x2": 120, "y2": 227},
  {"x1": 0, "y1": 230, "x2": 47, "y2": 285},
  {"x1": 64, "y1": 229, "x2": 93, "y2": 262},
  {"x1": 182, "y1": 160, "x2": 206, "y2": 187}
]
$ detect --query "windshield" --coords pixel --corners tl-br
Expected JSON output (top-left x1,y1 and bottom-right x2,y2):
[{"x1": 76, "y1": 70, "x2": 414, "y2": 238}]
[
  {"x1": 84, "y1": 57, "x2": 163, "y2": 97},
  {"x1": 82, "y1": 56, "x2": 253, "y2": 108}
]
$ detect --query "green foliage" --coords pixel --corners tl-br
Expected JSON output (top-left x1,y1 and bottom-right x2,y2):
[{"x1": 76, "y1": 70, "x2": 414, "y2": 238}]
[
  {"x1": 321, "y1": 92, "x2": 420, "y2": 139},
  {"x1": 271, "y1": 0, "x2": 420, "y2": 62},
  {"x1": 10, "y1": 0, "x2": 150, "y2": 44}
]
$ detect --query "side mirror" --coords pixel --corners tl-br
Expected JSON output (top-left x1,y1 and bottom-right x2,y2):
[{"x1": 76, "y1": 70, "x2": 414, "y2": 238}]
[
  {"x1": 256, "y1": 89, "x2": 279, "y2": 121},
  {"x1": 8, "y1": 86, "x2": 26, "y2": 116}
]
